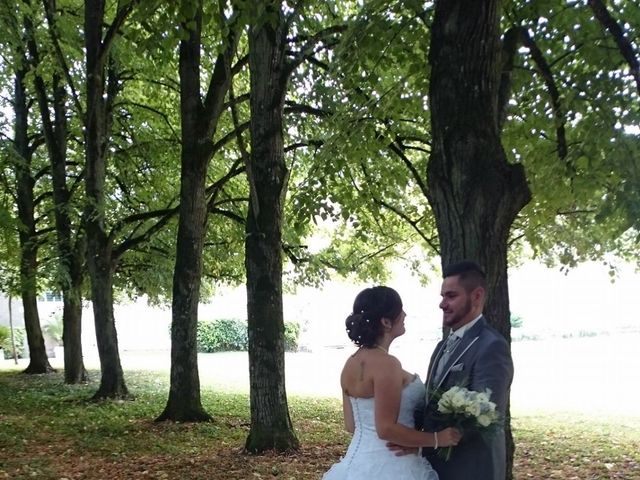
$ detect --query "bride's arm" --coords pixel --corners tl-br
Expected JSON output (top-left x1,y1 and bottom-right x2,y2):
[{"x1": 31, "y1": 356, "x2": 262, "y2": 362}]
[
  {"x1": 374, "y1": 357, "x2": 459, "y2": 448},
  {"x1": 342, "y1": 392, "x2": 355, "y2": 433}
]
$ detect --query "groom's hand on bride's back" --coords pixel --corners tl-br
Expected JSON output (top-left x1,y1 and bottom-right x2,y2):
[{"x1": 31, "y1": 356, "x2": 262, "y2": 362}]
[
  {"x1": 386, "y1": 428, "x2": 461, "y2": 457},
  {"x1": 386, "y1": 443, "x2": 419, "y2": 456}
]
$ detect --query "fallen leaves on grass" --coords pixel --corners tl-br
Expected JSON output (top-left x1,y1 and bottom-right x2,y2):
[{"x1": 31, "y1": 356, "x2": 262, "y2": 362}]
[
  {"x1": 2, "y1": 438, "x2": 639, "y2": 480},
  {"x1": 2, "y1": 372, "x2": 639, "y2": 479},
  {"x1": 1, "y1": 443, "x2": 346, "y2": 480}
]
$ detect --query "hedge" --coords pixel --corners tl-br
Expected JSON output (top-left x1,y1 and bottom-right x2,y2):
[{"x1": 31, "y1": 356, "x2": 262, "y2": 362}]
[{"x1": 197, "y1": 318, "x2": 300, "y2": 353}]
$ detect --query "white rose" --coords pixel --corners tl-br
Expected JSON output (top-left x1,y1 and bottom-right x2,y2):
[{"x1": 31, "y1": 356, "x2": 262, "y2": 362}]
[
  {"x1": 452, "y1": 390, "x2": 467, "y2": 408},
  {"x1": 477, "y1": 414, "x2": 492, "y2": 427},
  {"x1": 466, "y1": 403, "x2": 481, "y2": 417},
  {"x1": 477, "y1": 390, "x2": 491, "y2": 403}
]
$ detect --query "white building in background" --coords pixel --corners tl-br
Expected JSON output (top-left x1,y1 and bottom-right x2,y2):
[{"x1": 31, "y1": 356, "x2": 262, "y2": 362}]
[
  {"x1": 0, "y1": 293, "x2": 65, "y2": 358},
  {"x1": 1, "y1": 260, "x2": 638, "y2": 362},
  {"x1": 0, "y1": 295, "x2": 25, "y2": 358},
  {"x1": 0, "y1": 294, "x2": 23, "y2": 328}
]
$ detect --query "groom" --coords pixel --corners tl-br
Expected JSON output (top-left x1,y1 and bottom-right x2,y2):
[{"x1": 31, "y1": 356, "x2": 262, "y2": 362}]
[{"x1": 421, "y1": 260, "x2": 513, "y2": 480}]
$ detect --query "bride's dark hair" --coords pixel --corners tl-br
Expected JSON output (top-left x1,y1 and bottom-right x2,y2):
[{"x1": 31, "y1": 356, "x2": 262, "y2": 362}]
[{"x1": 345, "y1": 286, "x2": 403, "y2": 348}]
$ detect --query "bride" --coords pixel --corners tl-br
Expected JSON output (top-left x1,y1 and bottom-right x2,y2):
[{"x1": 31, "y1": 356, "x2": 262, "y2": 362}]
[{"x1": 323, "y1": 286, "x2": 460, "y2": 480}]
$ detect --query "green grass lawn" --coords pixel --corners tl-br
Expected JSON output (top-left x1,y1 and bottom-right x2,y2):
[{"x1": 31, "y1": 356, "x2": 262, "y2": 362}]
[{"x1": 0, "y1": 370, "x2": 638, "y2": 479}]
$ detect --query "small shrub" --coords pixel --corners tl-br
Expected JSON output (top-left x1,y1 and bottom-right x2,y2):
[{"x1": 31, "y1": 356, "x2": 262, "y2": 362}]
[
  {"x1": 0, "y1": 325, "x2": 9, "y2": 345},
  {"x1": 197, "y1": 318, "x2": 248, "y2": 352},
  {"x1": 43, "y1": 314, "x2": 64, "y2": 345},
  {"x1": 1, "y1": 326, "x2": 26, "y2": 359},
  {"x1": 510, "y1": 314, "x2": 523, "y2": 328},
  {"x1": 284, "y1": 321, "x2": 300, "y2": 352},
  {"x1": 196, "y1": 319, "x2": 301, "y2": 353}
]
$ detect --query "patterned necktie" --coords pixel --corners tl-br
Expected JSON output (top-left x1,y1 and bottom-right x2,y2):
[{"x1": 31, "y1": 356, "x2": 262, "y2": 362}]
[{"x1": 434, "y1": 333, "x2": 460, "y2": 383}]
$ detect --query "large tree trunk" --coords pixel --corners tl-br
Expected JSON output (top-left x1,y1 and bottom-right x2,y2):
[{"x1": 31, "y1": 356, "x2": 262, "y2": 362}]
[
  {"x1": 61, "y1": 285, "x2": 87, "y2": 383},
  {"x1": 157, "y1": 5, "x2": 209, "y2": 421},
  {"x1": 50, "y1": 74, "x2": 88, "y2": 384},
  {"x1": 14, "y1": 64, "x2": 53, "y2": 375},
  {"x1": 244, "y1": 2, "x2": 299, "y2": 453},
  {"x1": 28, "y1": 11, "x2": 88, "y2": 383},
  {"x1": 157, "y1": 0, "x2": 237, "y2": 421},
  {"x1": 427, "y1": 1, "x2": 531, "y2": 478},
  {"x1": 84, "y1": 0, "x2": 128, "y2": 399}
]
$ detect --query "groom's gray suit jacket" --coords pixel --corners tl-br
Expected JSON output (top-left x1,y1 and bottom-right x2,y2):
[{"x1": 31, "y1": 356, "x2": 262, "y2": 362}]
[{"x1": 420, "y1": 316, "x2": 513, "y2": 480}]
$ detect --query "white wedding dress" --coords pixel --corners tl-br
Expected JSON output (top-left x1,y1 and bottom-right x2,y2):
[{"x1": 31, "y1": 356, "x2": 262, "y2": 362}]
[{"x1": 323, "y1": 375, "x2": 438, "y2": 480}]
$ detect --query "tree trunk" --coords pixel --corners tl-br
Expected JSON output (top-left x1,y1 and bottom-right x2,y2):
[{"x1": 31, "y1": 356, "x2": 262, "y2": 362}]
[
  {"x1": 427, "y1": 1, "x2": 531, "y2": 478},
  {"x1": 13, "y1": 63, "x2": 53, "y2": 375},
  {"x1": 157, "y1": 139, "x2": 211, "y2": 420},
  {"x1": 84, "y1": 0, "x2": 127, "y2": 399},
  {"x1": 157, "y1": 0, "x2": 235, "y2": 421},
  {"x1": 50, "y1": 75, "x2": 88, "y2": 384},
  {"x1": 62, "y1": 285, "x2": 87, "y2": 383},
  {"x1": 157, "y1": 33, "x2": 211, "y2": 420},
  {"x1": 244, "y1": 2, "x2": 299, "y2": 453},
  {"x1": 8, "y1": 296, "x2": 18, "y2": 364},
  {"x1": 28, "y1": 12, "x2": 88, "y2": 382}
]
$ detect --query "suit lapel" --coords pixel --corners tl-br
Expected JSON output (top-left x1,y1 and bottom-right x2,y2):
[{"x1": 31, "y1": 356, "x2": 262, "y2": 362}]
[
  {"x1": 433, "y1": 335, "x2": 479, "y2": 392},
  {"x1": 427, "y1": 317, "x2": 487, "y2": 399}
]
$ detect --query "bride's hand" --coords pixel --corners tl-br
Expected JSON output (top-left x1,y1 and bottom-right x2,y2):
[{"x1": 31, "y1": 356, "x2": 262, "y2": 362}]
[
  {"x1": 386, "y1": 442, "x2": 419, "y2": 456},
  {"x1": 437, "y1": 427, "x2": 462, "y2": 447}
]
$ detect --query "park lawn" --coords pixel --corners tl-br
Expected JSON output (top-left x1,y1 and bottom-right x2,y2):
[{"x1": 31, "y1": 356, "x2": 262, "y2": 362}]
[{"x1": 0, "y1": 370, "x2": 638, "y2": 479}]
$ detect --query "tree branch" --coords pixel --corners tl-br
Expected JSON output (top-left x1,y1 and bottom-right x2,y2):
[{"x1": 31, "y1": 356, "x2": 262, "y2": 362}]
[
  {"x1": 209, "y1": 206, "x2": 245, "y2": 225},
  {"x1": 498, "y1": 26, "x2": 522, "y2": 132},
  {"x1": 42, "y1": 0, "x2": 84, "y2": 116},
  {"x1": 284, "y1": 24, "x2": 347, "y2": 75},
  {"x1": 202, "y1": 7, "x2": 241, "y2": 139},
  {"x1": 98, "y1": 0, "x2": 137, "y2": 70},
  {"x1": 112, "y1": 205, "x2": 179, "y2": 259},
  {"x1": 386, "y1": 141, "x2": 429, "y2": 200},
  {"x1": 284, "y1": 140, "x2": 323, "y2": 153},
  {"x1": 205, "y1": 158, "x2": 245, "y2": 213},
  {"x1": 588, "y1": 0, "x2": 640, "y2": 95},
  {"x1": 284, "y1": 101, "x2": 332, "y2": 118},
  {"x1": 520, "y1": 28, "x2": 568, "y2": 162},
  {"x1": 115, "y1": 100, "x2": 179, "y2": 140},
  {"x1": 372, "y1": 196, "x2": 439, "y2": 254}
]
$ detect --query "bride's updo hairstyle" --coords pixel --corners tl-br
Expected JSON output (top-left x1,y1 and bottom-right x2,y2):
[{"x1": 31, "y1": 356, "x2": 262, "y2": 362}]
[{"x1": 345, "y1": 286, "x2": 403, "y2": 348}]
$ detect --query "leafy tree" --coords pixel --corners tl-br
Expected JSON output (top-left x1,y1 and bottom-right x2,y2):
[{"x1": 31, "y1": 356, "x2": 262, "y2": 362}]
[
  {"x1": 156, "y1": 0, "x2": 244, "y2": 422},
  {"x1": 24, "y1": 0, "x2": 89, "y2": 383},
  {"x1": 427, "y1": 3, "x2": 531, "y2": 475},
  {"x1": 243, "y1": 0, "x2": 348, "y2": 453},
  {"x1": 244, "y1": 0, "x2": 300, "y2": 453},
  {"x1": 83, "y1": 0, "x2": 139, "y2": 399},
  {"x1": 292, "y1": 1, "x2": 639, "y2": 476},
  {"x1": 1, "y1": 2, "x2": 54, "y2": 374}
]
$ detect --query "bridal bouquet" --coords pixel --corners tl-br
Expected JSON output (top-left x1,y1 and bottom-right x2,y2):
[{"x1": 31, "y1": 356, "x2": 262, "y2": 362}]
[{"x1": 434, "y1": 386, "x2": 499, "y2": 460}]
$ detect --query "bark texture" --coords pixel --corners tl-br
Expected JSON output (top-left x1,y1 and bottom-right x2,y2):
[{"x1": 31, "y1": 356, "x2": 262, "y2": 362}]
[
  {"x1": 14, "y1": 63, "x2": 53, "y2": 375},
  {"x1": 84, "y1": 0, "x2": 128, "y2": 399},
  {"x1": 157, "y1": 5, "x2": 209, "y2": 421},
  {"x1": 427, "y1": 1, "x2": 531, "y2": 478},
  {"x1": 27, "y1": 12, "x2": 88, "y2": 383},
  {"x1": 157, "y1": 0, "x2": 237, "y2": 422},
  {"x1": 244, "y1": 2, "x2": 299, "y2": 453}
]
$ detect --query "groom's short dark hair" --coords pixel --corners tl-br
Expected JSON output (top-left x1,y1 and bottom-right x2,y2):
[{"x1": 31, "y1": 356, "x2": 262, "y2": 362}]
[{"x1": 443, "y1": 260, "x2": 487, "y2": 293}]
